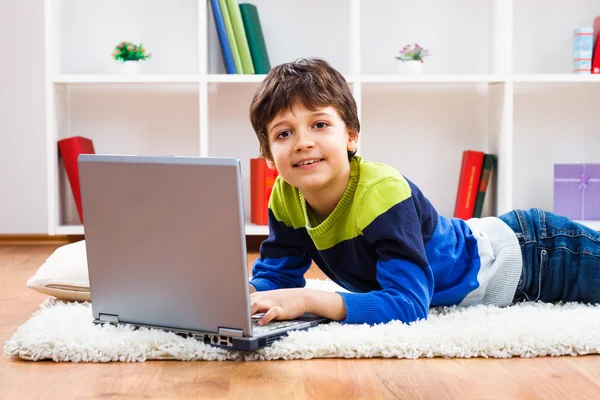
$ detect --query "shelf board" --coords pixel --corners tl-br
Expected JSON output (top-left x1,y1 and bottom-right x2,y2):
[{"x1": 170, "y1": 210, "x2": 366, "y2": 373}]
[
  {"x1": 205, "y1": 74, "x2": 357, "y2": 83},
  {"x1": 54, "y1": 74, "x2": 200, "y2": 83},
  {"x1": 55, "y1": 224, "x2": 85, "y2": 235},
  {"x1": 205, "y1": 74, "x2": 266, "y2": 83},
  {"x1": 244, "y1": 223, "x2": 269, "y2": 236},
  {"x1": 55, "y1": 223, "x2": 269, "y2": 236},
  {"x1": 575, "y1": 220, "x2": 600, "y2": 231},
  {"x1": 53, "y1": 74, "x2": 358, "y2": 84},
  {"x1": 52, "y1": 74, "x2": 600, "y2": 85},
  {"x1": 57, "y1": 220, "x2": 596, "y2": 237},
  {"x1": 360, "y1": 74, "x2": 505, "y2": 83},
  {"x1": 511, "y1": 74, "x2": 600, "y2": 83}
]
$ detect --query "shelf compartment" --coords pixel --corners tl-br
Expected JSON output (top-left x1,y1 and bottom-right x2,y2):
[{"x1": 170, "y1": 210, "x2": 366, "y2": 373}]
[
  {"x1": 207, "y1": 82, "x2": 263, "y2": 229},
  {"x1": 361, "y1": 0, "x2": 500, "y2": 75},
  {"x1": 54, "y1": 85, "x2": 200, "y2": 227},
  {"x1": 55, "y1": 0, "x2": 198, "y2": 75},
  {"x1": 206, "y1": 0, "x2": 351, "y2": 74},
  {"x1": 512, "y1": 83, "x2": 600, "y2": 214},
  {"x1": 360, "y1": 82, "x2": 506, "y2": 217},
  {"x1": 513, "y1": 0, "x2": 600, "y2": 74}
]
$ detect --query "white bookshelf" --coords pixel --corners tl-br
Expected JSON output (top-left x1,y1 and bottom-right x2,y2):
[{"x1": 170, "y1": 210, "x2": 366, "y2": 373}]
[{"x1": 45, "y1": 0, "x2": 600, "y2": 236}]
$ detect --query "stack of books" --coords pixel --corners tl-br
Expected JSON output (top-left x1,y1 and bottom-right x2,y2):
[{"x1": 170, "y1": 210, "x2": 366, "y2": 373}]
[
  {"x1": 453, "y1": 150, "x2": 496, "y2": 220},
  {"x1": 210, "y1": 0, "x2": 271, "y2": 74}
]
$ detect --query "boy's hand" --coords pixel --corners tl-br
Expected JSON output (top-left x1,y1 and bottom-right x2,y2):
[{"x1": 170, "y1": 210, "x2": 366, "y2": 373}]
[
  {"x1": 250, "y1": 288, "x2": 307, "y2": 325},
  {"x1": 250, "y1": 288, "x2": 346, "y2": 325}
]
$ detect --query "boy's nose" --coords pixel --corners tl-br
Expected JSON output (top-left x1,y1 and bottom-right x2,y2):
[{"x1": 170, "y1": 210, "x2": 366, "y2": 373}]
[{"x1": 293, "y1": 131, "x2": 315, "y2": 152}]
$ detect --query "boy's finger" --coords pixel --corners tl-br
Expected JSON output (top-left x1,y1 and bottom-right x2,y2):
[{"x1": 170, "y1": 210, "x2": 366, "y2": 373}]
[
  {"x1": 251, "y1": 300, "x2": 271, "y2": 316},
  {"x1": 259, "y1": 306, "x2": 284, "y2": 325}
]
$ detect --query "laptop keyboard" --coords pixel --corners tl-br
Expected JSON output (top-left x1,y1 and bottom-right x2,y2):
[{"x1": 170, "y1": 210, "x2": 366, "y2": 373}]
[{"x1": 252, "y1": 319, "x2": 304, "y2": 334}]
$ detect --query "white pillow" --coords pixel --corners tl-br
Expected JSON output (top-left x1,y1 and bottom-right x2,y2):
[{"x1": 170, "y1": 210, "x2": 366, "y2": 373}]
[{"x1": 27, "y1": 240, "x2": 91, "y2": 301}]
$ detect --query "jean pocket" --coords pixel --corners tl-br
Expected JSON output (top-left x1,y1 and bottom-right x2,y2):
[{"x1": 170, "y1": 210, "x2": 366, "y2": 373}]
[{"x1": 528, "y1": 248, "x2": 547, "y2": 302}]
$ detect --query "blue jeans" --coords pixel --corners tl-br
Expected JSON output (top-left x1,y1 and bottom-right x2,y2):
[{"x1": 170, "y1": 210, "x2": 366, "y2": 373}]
[{"x1": 498, "y1": 208, "x2": 600, "y2": 304}]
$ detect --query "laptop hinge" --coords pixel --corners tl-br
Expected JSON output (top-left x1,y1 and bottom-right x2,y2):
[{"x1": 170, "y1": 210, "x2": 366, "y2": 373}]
[
  {"x1": 99, "y1": 313, "x2": 119, "y2": 323},
  {"x1": 218, "y1": 327, "x2": 243, "y2": 337}
]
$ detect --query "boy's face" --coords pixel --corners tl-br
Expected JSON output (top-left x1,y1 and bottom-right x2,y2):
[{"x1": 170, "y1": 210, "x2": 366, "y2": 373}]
[{"x1": 265, "y1": 104, "x2": 358, "y2": 195}]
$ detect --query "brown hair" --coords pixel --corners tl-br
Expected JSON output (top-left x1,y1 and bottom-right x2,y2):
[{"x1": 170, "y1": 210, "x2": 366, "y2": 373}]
[{"x1": 249, "y1": 58, "x2": 360, "y2": 161}]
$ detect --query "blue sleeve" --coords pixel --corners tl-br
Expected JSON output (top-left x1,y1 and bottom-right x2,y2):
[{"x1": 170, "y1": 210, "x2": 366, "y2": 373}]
[
  {"x1": 249, "y1": 209, "x2": 312, "y2": 291},
  {"x1": 337, "y1": 196, "x2": 435, "y2": 325}
]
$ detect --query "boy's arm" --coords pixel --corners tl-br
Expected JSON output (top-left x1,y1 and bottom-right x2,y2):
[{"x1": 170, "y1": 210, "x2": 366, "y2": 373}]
[
  {"x1": 250, "y1": 287, "x2": 346, "y2": 325},
  {"x1": 249, "y1": 209, "x2": 312, "y2": 291},
  {"x1": 336, "y1": 178, "x2": 436, "y2": 325}
]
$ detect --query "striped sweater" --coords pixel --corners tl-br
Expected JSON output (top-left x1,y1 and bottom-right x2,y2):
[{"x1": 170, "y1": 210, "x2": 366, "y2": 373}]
[{"x1": 249, "y1": 156, "x2": 522, "y2": 325}]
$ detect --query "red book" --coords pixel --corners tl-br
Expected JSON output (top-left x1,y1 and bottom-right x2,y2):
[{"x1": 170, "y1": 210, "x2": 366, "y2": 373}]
[
  {"x1": 57, "y1": 136, "x2": 96, "y2": 223},
  {"x1": 592, "y1": 16, "x2": 600, "y2": 74},
  {"x1": 453, "y1": 150, "x2": 485, "y2": 220},
  {"x1": 250, "y1": 158, "x2": 278, "y2": 225}
]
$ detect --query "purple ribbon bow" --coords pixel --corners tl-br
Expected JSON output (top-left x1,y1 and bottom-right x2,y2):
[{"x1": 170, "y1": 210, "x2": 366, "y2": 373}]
[{"x1": 579, "y1": 174, "x2": 590, "y2": 191}]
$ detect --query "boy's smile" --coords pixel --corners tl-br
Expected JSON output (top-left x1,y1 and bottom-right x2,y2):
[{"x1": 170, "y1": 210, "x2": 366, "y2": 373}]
[
  {"x1": 293, "y1": 157, "x2": 324, "y2": 169},
  {"x1": 265, "y1": 104, "x2": 358, "y2": 221}
]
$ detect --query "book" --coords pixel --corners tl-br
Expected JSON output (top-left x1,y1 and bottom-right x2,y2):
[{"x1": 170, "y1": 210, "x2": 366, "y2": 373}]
[
  {"x1": 573, "y1": 27, "x2": 594, "y2": 74},
  {"x1": 239, "y1": 3, "x2": 271, "y2": 74},
  {"x1": 592, "y1": 16, "x2": 600, "y2": 74},
  {"x1": 225, "y1": 0, "x2": 255, "y2": 74},
  {"x1": 250, "y1": 158, "x2": 278, "y2": 225},
  {"x1": 453, "y1": 150, "x2": 485, "y2": 220},
  {"x1": 218, "y1": 0, "x2": 243, "y2": 74},
  {"x1": 209, "y1": 0, "x2": 237, "y2": 74},
  {"x1": 57, "y1": 136, "x2": 96, "y2": 223},
  {"x1": 472, "y1": 153, "x2": 496, "y2": 218}
]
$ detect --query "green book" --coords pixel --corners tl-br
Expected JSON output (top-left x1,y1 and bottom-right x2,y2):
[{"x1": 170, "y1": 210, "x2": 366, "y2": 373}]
[
  {"x1": 239, "y1": 3, "x2": 271, "y2": 74},
  {"x1": 473, "y1": 153, "x2": 496, "y2": 218},
  {"x1": 226, "y1": 0, "x2": 255, "y2": 74},
  {"x1": 218, "y1": 0, "x2": 243, "y2": 74}
]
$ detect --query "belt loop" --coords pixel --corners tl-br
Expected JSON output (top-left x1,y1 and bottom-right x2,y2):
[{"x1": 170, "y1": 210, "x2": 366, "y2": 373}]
[
  {"x1": 536, "y1": 208, "x2": 546, "y2": 237},
  {"x1": 516, "y1": 209, "x2": 531, "y2": 242}
]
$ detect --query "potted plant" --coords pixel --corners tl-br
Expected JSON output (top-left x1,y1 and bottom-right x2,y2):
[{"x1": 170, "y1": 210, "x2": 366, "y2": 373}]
[
  {"x1": 394, "y1": 43, "x2": 431, "y2": 75},
  {"x1": 112, "y1": 41, "x2": 152, "y2": 74}
]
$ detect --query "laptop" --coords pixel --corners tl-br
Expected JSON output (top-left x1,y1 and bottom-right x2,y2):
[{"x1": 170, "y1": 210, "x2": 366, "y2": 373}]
[{"x1": 78, "y1": 154, "x2": 328, "y2": 351}]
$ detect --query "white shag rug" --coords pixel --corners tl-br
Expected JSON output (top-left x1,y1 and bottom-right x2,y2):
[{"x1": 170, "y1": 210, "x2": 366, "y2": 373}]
[{"x1": 5, "y1": 279, "x2": 600, "y2": 362}]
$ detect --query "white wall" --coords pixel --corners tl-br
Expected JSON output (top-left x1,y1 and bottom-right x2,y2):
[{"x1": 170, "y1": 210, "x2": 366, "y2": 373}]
[{"x1": 0, "y1": 1, "x2": 47, "y2": 234}]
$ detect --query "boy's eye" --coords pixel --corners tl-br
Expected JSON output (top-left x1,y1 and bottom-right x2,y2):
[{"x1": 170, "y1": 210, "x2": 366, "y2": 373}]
[
  {"x1": 313, "y1": 122, "x2": 329, "y2": 129},
  {"x1": 276, "y1": 130, "x2": 292, "y2": 139}
]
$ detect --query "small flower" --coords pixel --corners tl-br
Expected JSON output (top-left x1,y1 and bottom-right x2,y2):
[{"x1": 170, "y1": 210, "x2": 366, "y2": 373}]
[
  {"x1": 112, "y1": 41, "x2": 151, "y2": 62},
  {"x1": 395, "y1": 43, "x2": 431, "y2": 61}
]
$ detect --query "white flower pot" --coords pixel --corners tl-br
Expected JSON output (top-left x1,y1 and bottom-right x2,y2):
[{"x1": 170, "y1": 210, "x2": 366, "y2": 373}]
[
  {"x1": 120, "y1": 61, "x2": 140, "y2": 74},
  {"x1": 396, "y1": 59, "x2": 423, "y2": 75}
]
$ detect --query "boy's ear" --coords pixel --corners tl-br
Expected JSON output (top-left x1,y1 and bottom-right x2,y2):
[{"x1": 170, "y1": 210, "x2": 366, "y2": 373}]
[
  {"x1": 347, "y1": 130, "x2": 359, "y2": 151},
  {"x1": 265, "y1": 158, "x2": 277, "y2": 170}
]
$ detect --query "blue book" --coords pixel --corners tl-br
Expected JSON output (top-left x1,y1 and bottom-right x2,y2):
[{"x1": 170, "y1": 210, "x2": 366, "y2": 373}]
[{"x1": 210, "y1": 0, "x2": 237, "y2": 74}]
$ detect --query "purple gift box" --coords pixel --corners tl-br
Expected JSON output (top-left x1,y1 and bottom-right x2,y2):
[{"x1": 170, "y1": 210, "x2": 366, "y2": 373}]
[{"x1": 554, "y1": 164, "x2": 600, "y2": 221}]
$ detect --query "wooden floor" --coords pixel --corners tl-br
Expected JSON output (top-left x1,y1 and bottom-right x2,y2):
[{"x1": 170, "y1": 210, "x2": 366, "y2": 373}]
[{"x1": 2, "y1": 244, "x2": 600, "y2": 399}]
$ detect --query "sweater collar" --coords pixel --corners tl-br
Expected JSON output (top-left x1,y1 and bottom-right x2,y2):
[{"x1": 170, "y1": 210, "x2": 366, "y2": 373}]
[{"x1": 299, "y1": 156, "x2": 361, "y2": 237}]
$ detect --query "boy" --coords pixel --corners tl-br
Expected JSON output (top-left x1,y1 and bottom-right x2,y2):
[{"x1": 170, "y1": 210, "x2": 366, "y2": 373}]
[{"x1": 247, "y1": 58, "x2": 600, "y2": 327}]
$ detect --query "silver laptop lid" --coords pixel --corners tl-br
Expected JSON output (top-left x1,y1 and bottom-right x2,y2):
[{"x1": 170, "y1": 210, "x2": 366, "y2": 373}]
[{"x1": 78, "y1": 154, "x2": 252, "y2": 337}]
